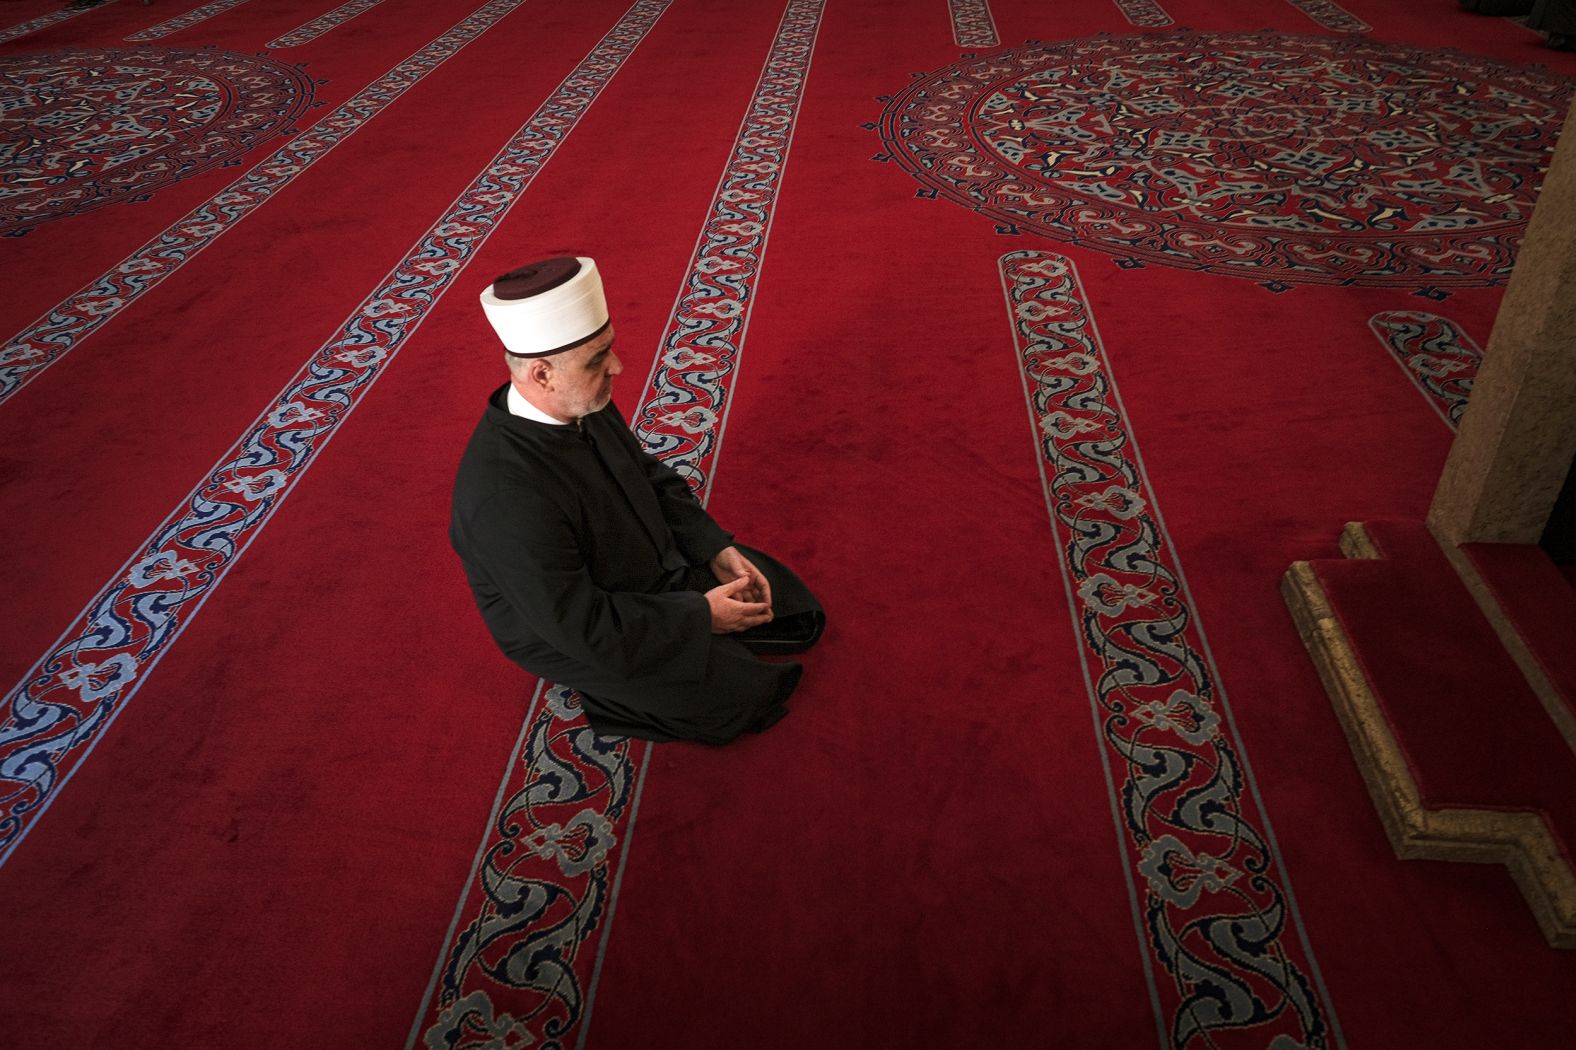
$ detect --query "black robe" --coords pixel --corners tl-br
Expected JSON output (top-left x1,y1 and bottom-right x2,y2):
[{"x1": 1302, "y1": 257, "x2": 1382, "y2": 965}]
[
  {"x1": 450, "y1": 385, "x2": 821, "y2": 744},
  {"x1": 1529, "y1": 0, "x2": 1576, "y2": 39}
]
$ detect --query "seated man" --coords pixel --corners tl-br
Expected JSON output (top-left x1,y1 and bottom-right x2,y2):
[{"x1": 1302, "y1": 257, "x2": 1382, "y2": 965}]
[
  {"x1": 450, "y1": 256, "x2": 824, "y2": 744},
  {"x1": 1528, "y1": 0, "x2": 1576, "y2": 49}
]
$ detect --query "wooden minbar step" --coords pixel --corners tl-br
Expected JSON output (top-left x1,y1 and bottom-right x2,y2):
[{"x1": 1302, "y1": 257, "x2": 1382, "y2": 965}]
[{"x1": 1284, "y1": 519, "x2": 1576, "y2": 948}]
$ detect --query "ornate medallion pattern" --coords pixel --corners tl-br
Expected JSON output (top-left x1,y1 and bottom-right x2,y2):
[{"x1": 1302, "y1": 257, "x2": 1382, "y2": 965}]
[
  {"x1": 412, "y1": 3, "x2": 825, "y2": 1047},
  {"x1": 1369, "y1": 311, "x2": 1480, "y2": 428},
  {"x1": 0, "y1": 0, "x2": 532, "y2": 407},
  {"x1": 126, "y1": 0, "x2": 256, "y2": 42},
  {"x1": 0, "y1": 0, "x2": 669, "y2": 867},
  {"x1": 0, "y1": 48, "x2": 313, "y2": 235},
  {"x1": 949, "y1": 0, "x2": 999, "y2": 47},
  {"x1": 1283, "y1": 0, "x2": 1370, "y2": 33},
  {"x1": 1114, "y1": 0, "x2": 1173, "y2": 28},
  {"x1": 880, "y1": 33, "x2": 1572, "y2": 288},
  {"x1": 269, "y1": 0, "x2": 389, "y2": 50},
  {"x1": 1002, "y1": 249, "x2": 1340, "y2": 1048}
]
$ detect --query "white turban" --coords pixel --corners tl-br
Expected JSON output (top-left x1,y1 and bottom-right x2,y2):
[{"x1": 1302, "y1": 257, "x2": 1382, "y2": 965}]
[{"x1": 479, "y1": 256, "x2": 609, "y2": 358}]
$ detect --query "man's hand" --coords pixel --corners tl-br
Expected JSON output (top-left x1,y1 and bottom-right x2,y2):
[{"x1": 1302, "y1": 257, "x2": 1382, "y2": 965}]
[
  {"x1": 709, "y1": 545, "x2": 772, "y2": 608},
  {"x1": 706, "y1": 575, "x2": 773, "y2": 634}
]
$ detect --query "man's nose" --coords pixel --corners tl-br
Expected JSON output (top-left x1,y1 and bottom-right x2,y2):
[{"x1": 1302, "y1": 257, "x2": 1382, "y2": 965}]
[{"x1": 608, "y1": 352, "x2": 624, "y2": 376}]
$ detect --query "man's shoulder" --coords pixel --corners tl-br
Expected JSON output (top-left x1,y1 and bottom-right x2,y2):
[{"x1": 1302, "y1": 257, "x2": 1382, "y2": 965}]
[
  {"x1": 451, "y1": 464, "x2": 577, "y2": 556},
  {"x1": 454, "y1": 416, "x2": 566, "y2": 511}
]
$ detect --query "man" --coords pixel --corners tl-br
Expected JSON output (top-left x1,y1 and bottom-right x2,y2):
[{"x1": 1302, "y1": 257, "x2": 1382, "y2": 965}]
[
  {"x1": 1528, "y1": 0, "x2": 1576, "y2": 49},
  {"x1": 450, "y1": 256, "x2": 824, "y2": 744}
]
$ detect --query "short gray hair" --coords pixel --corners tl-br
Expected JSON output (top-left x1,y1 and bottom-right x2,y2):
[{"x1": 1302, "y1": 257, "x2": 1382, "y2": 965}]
[{"x1": 505, "y1": 351, "x2": 549, "y2": 377}]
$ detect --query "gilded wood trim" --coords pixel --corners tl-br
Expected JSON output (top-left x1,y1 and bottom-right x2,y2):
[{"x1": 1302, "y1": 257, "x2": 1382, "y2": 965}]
[
  {"x1": 1337, "y1": 521, "x2": 1382, "y2": 560},
  {"x1": 1282, "y1": 560, "x2": 1576, "y2": 949}
]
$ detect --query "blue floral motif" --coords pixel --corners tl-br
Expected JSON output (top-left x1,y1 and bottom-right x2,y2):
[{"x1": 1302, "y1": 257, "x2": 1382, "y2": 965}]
[
  {"x1": 947, "y1": 0, "x2": 999, "y2": 46},
  {"x1": 1134, "y1": 689, "x2": 1222, "y2": 747},
  {"x1": 1003, "y1": 249, "x2": 1338, "y2": 1048},
  {"x1": 57, "y1": 654, "x2": 138, "y2": 703},
  {"x1": 0, "y1": 3, "x2": 101, "y2": 45},
  {"x1": 1139, "y1": 834, "x2": 1241, "y2": 907},
  {"x1": 128, "y1": 552, "x2": 201, "y2": 588},
  {"x1": 633, "y1": 0, "x2": 825, "y2": 498},
  {"x1": 269, "y1": 1, "x2": 389, "y2": 51},
  {"x1": 1114, "y1": 0, "x2": 1174, "y2": 27},
  {"x1": 423, "y1": 991, "x2": 525, "y2": 1050},
  {"x1": 523, "y1": 809, "x2": 616, "y2": 878},
  {"x1": 1283, "y1": 0, "x2": 1369, "y2": 33},
  {"x1": 1368, "y1": 311, "x2": 1480, "y2": 429},
  {"x1": 125, "y1": 0, "x2": 259, "y2": 42}
]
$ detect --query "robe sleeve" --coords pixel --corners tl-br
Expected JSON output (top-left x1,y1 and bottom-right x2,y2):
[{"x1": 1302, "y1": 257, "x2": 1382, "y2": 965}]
[
  {"x1": 603, "y1": 402, "x2": 733, "y2": 564},
  {"x1": 602, "y1": 400, "x2": 731, "y2": 564},
  {"x1": 463, "y1": 487, "x2": 713, "y2": 684},
  {"x1": 640, "y1": 452, "x2": 735, "y2": 564}
]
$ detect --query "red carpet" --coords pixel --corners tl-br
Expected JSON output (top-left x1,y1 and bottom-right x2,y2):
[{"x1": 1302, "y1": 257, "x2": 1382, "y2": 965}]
[{"x1": 2, "y1": 0, "x2": 1575, "y2": 1046}]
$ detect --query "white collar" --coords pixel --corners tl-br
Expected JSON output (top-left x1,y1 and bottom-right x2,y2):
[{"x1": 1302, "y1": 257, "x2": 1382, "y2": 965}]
[{"x1": 507, "y1": 383, "x2": 569, "y2": 425}]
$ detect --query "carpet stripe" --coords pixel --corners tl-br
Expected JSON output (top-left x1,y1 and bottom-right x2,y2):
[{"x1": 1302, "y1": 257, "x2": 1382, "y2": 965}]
[
  {"x1": 0, "y1": 0, "x2": 119, "y2": 44},
  {"x1": 125, "y1": 0, "x2": 256, "y2": 41},
  {"x1": 0, "y1": 0, "x2": 669, "y2": 868},
  {"x1": 269, "y1": 0, "x2": 389, "y2": 49},
  {"x1": 1113, "y1": 0, "x2": 1173, "y2": 28},
  {"x1": 1283, "y1": 0, "x2": 1370, "y2": 33},
  {"x1": 400, "y1": 682, "x2": 547, "y2": 1050},
  {"x1": 631, "y1": 0, "x2": 825, "y2": 501},
  {"x1": 0, "y1": 0, "x2": 528, "y2": 408},
  {"x1": 574, "y1": 740, "x2": 655, "y2": 1050},
  {"x1": 1369, "y1": 311, "x2": 1480, "y2": 430},
  {"x1": 947, "y1": 0, "x2": 998, "y2": 47},
  {"x1": 1001, "y1": 250, "x2": 1346, "y2": 1050},
  {"x1": 408, "y1": 3, "x2": 827, "y2": 1045}
]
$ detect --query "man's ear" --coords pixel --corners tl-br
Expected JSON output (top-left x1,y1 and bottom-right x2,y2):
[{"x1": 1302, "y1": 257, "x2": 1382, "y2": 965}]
[{"x1": 529, "y1": 359, "x2": 554, "y2": 389}]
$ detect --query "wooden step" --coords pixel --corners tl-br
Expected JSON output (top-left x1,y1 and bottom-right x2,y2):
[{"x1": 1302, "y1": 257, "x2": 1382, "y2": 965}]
[{"x1": 1284, "y1": 519, "x2": 1576, "y2": 948}]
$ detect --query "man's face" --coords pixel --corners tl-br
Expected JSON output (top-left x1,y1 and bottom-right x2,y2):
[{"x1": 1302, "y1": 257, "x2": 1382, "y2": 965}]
[{"x1": 552, "y1": 326, "x2": 622, "y2": 419}]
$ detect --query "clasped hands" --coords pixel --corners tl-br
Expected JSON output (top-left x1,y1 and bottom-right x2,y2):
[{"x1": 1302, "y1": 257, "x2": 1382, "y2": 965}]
[{"x1": 705, "y1": 546, "x2": 773, "y2": 634}]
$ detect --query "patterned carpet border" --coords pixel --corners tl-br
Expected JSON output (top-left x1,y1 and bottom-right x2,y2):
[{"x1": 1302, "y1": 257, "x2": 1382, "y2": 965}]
[
  {"x1": 0, "y1": 0, "x2": 117, "y2": 45},
  {"x1": 1369, "y1": 311, "x2": 1481, "y2": 429},
  {"x1": 632, "y1": 0, "x2": 825, "y2": 498},
  {"x1": 0, "y1": 0, "x2": 530, "y2": 407},
  {"x1": 0, "y1": 0, "x2": 668, "y2": 867},
  {"x1": 1283, "y1": 0, "x2": 1370, "y2": 33},
  {"x1": 1000, "y1": 250, "x2": 1345, "y2": 1050},
  {"x1": 948, "y1": 0, "x2": 998, "y2": 47},
  {"x1": 269, "y1": 0, "x2": 389, "y2": 49},
  {"x1": 409, "y1": 3, "x2": 827, "y2": 1047},
  {"x1": 1113, "y1": 0, "x2": 1173, "y2": 28},
  {"x1": 126, "y1": 0, "x2": 256, "y2": 41}
]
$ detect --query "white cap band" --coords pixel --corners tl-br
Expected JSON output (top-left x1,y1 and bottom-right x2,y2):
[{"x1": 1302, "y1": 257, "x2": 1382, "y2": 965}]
[{"x1": 479, "y1": 256, "x2": 609, "y2": 358}]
